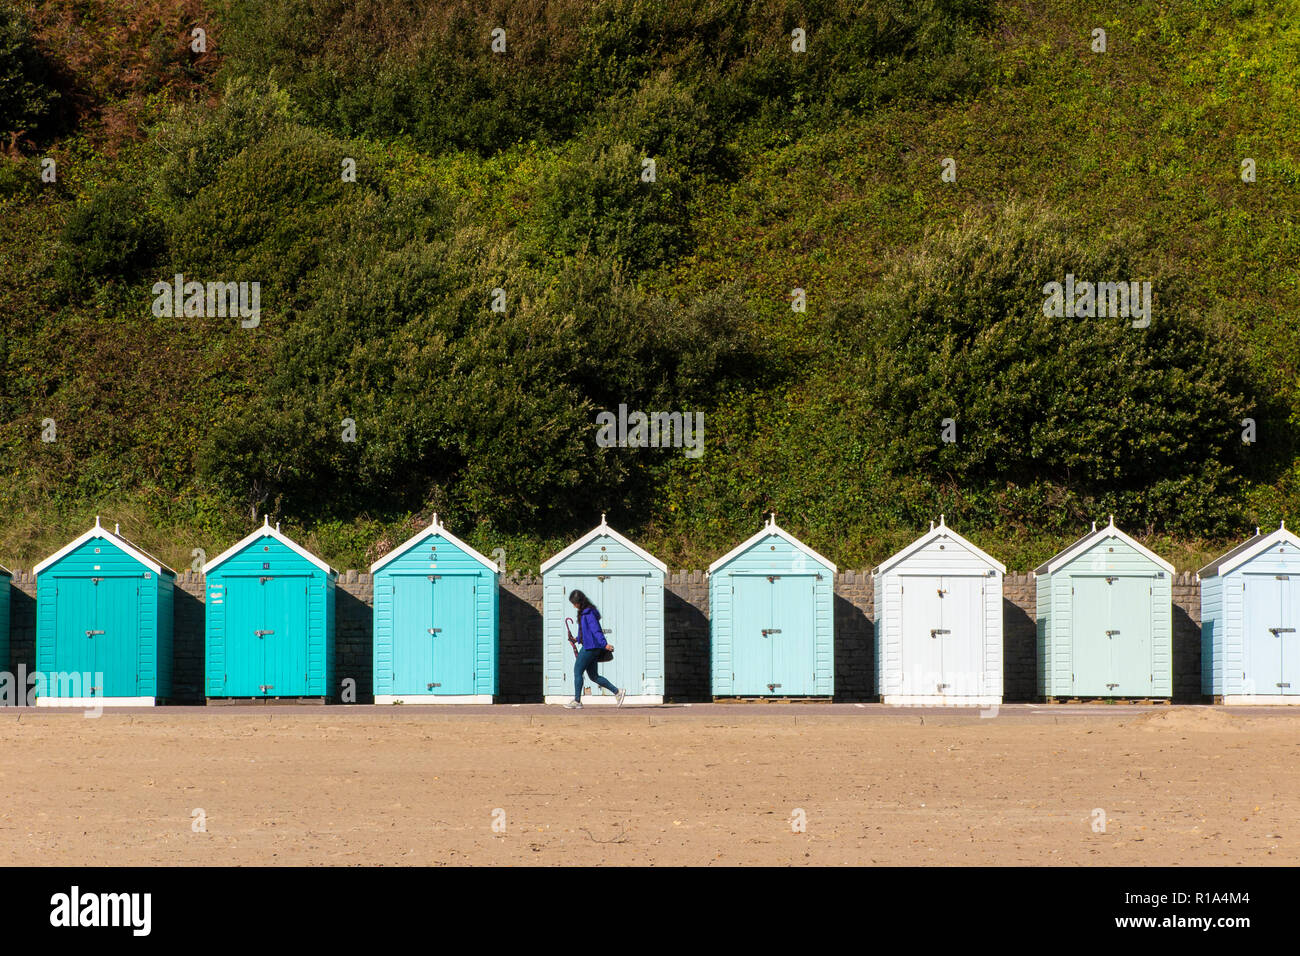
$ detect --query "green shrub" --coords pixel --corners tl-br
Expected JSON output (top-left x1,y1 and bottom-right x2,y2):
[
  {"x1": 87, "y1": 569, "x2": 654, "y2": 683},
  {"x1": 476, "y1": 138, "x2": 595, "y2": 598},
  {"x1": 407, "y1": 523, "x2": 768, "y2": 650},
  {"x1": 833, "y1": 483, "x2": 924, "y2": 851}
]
[
  {"x1": 0, "y1": 6, "x2": 60, "y2": 146},
  {"x1": 59, "y1": 184, "x2": 164, "y2": 283}
]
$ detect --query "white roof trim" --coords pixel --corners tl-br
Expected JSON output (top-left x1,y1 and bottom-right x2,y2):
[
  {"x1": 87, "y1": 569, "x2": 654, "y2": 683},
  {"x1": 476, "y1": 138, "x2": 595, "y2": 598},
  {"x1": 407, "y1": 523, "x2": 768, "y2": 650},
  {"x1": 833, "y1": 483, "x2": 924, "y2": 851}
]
[
  {"x1": 0, "y1": 564, "x2": 11, "y2": 575},
  {"x1": 872, "y1": 514, "x2": 1005, "y2": 575},
  {"x1": 541, "y1": 514, "x2": 668, "y2": 574},
  {"x1": 1036, "y1": 516, "x2": 1174, "y2": 575},
  {"x1": 369, "y1": 513, "x2": 500, "y2": 574},
  {"x1": 708, "y1": 513, "x2": 838, "y2": 574},
  {"x1": 204, "y1": 516, "x2": 336, "y2": 575},
  {"x1": 1199, "y1": 523, "x2": 1300, "y2": 578},
  {"x1": 34, "y1": 516, "x2": 174, "y2": 576}
]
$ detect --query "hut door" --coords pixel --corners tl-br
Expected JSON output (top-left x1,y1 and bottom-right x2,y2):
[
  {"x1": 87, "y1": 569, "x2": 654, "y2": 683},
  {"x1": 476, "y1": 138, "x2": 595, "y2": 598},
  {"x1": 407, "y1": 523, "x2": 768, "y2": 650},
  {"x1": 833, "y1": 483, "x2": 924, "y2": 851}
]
[
  {"x1": 1072, "y1": 576, "x2": 1152, "y2": 695},
  {"x1": 941, "y1": 576, "x2": 985, "y2": 697},
  {"x1": 430, "y1": 577, "x2": 476, "y2": 695},
  {"x1": 732, "y1": 575, "x2": 814, "y2": 695},
  {"x1": 223, "y1": 576, "x2": 308, "y2": 696},
  {"x1": 900, "y1": 576, "x2": 983, "y2": 696},
  {"x1": 1244, "y1": 574, "x2": 1298, "y2": 695},
  {"x1": 53, "y1": 577, "x2": 97, "y2": 693},
  {"x1": 96, "y1": 577, "x2": 141, "y2": 697},
  {"x1": 392, "y1": 576, "x2": 433, "y2": 694}
]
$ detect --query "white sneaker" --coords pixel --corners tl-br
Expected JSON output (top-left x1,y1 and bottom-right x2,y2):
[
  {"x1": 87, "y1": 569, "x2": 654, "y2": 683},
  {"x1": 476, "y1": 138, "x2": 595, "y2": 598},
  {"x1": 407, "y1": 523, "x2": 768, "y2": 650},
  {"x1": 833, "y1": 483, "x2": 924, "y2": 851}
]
[
  {"x1": 615, "y1": 688, "x2": 626, "y2": 708},
  {"x1": 563, "y1": 699, "x2": 582, "y2": 710}
]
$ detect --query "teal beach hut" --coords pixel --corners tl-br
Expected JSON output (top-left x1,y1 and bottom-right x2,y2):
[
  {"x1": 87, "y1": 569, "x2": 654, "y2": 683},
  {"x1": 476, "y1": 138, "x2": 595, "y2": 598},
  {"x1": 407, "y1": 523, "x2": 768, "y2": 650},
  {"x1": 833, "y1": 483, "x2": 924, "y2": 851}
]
[
  {"x1": 542, "y1": 515, "x2": 666, "y2": 705},
  {"x1": 34, "y1": 517, "x2": 176, "y2": 706},
  {"x1": 873, "y1": 515, "x2": 1005, "y2": 706},
  {"x1": 370, "y1": 514, "x2": 500, "y2": 704},
  {"x1": 1200, "y1": 522, "x2": 1300, "y2": 704},
  {"x1": 709, "y1": 514, "x2": 836, "y2": 697},
  {"x1": 204, "y1": 518, "x2": 336, "y2": 700},
  {"x1": 1035, "y1": 517, "x2": 1173, "y2": 699}
]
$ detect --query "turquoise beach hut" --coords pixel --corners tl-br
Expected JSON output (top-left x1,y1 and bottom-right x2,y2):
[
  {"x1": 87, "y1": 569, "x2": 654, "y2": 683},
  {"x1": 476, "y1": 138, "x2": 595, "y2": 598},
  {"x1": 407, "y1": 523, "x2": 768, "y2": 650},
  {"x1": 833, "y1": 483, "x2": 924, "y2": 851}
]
[
  {"x1": 1200, "y1": 522, "x2": 1300, "y2": 704},
  {"x1": 34, "y1": 517, "x2": 175, "y2": 706},
  {"x1": 204, "y1": 518, "x2": 336, "y2": 700},
  {"x1": 542, "y1": 515, "x2": 666, "y2": 705},
  {"x1": 370, "y1": 514, "x2": 500, "y2": 704},
  {"x1": 1035, "y1": 517, "x2": 1173, "y2": 699},
  {"x1": 709, "y1": 514, "x2": 836, "y2": 697}
]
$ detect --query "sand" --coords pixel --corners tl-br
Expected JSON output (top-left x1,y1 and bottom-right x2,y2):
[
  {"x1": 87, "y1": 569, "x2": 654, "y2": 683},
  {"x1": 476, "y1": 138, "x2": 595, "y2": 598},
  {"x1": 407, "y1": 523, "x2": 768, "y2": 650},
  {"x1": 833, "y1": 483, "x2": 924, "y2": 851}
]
[{"x1": 0, "y1": 704, "x2": 1295, "y2": 866}]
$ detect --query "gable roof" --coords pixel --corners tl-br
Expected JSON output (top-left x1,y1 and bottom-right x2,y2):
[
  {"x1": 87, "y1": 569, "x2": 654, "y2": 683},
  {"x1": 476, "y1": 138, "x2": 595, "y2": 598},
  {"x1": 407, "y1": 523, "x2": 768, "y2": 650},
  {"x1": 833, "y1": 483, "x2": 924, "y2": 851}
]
[
  {"x1": 1199, "y1": 522, "x2": 1300, "y2": 578},
  {"x1": 1033, "y1": 515, "x2": 1174, "y2": 575},
  {"x1": 541, "y1": 515, "x2": 668, "y2": 574},
  {"x1": 0, "y1": 565, "x2": 10, "y2": 576},
  {"x1": 204, "y1": 517, "x2": 336, "y2": 575},
  {"x1": 708, "y1": 514, "x2": 838, "y2": 574},
  {"x1": 34, "y1": 516, "x2": 176, "y2": 576},
  {"x1": 369, "y1": 514, "x2": 500, "y2": 574},
  {"x1": 872, "y1": 514, "x2": 1005, "y2": 576}
]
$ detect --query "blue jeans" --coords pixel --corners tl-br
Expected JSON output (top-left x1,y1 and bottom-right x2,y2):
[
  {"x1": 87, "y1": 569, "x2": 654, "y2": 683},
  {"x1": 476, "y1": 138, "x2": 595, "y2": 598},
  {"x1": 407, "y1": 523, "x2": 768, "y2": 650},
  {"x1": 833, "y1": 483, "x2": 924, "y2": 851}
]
[{"x1": 574, "y1": 648, "x2": 619, "y2": 700}]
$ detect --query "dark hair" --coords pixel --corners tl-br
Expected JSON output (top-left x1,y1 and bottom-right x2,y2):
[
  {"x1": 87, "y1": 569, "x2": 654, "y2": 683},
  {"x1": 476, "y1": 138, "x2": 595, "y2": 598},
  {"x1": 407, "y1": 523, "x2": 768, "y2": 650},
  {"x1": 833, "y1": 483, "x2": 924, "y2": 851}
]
[{"x1": 568, "y1": 589, "x2": 594, "y2": 612}]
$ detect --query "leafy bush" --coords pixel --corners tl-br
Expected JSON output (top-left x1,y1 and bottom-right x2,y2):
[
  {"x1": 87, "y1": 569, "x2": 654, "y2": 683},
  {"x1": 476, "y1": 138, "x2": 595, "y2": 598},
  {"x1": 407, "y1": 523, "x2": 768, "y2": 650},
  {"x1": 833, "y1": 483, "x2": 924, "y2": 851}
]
[
  {"x1": 59, "y1": 183, "x2": 164, "y2": 283},
  {"x1": 0, "y1": 5, "x2": 60, "y2": 146}
]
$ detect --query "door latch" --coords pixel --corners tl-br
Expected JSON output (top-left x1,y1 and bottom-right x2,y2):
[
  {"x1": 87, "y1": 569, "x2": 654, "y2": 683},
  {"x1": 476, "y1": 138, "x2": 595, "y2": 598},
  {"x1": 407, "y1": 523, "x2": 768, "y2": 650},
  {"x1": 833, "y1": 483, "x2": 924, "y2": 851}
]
[
  {"x1": 1106, "y1": 682, "x2": 1119, "y2": 690},
  {"x1": 85, "y1": 629, "x2": 104, "y2": 637},
  {"x1": 428, "y1": 628, "x2": 442, "y2": 634},
  {"x1": 930, "y1": 628, "x2": 950, "y2": 638},
  {"x1": 761, "y1": 628, "x2": 782, "y2": 637},
  {"x1": 255, "y1": 629, "x2": 274, "y2": 638},
  {"x1": 1269, "y1": 627, "x2": 1296, "y2": 635},
  {"x1": 767, "y1": 683, "x2": 781, "y2": 693},
  {"x1": 1105, "y1": 629, "x2": 1120, "y2": 637},
  {"x1": 427, "y1": 682, "x2": 441, "y2": 690},
  {"x1": 259, "y1": 684, "x2": 274, "y2": 693}
]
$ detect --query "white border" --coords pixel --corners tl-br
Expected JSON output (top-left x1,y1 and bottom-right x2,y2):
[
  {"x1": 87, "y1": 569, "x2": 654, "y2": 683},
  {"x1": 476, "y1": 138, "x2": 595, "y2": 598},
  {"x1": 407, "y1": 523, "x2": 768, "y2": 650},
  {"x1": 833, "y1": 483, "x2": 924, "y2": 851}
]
[
  {"x1": 1221, "y1": 695, "x2": 1300, "y2": 706},
  {"x1": 1034, "y1": 516, "x2": 1174, "y2": 575},
  {"x1": 369, "y1": 514, "x2": 499, "y2": 574},
  {"x1": 204, "y1": 516, "x2": 335, "y2": 575},
  {"x1": 544, "y1": 694, "x2": 662, "y2": 706},
  {"x1": 37, "y1": 696, "x2": 156, "y2": 707},
  {"x1": 375, "y1": 694, "x2": 494, "y2": 705},
  {"x1": 541, "y1": 515, "x2": 667, "y2": 574},
  {"x1": 872, "y1": 514, "x2": 1004, "y2": 576},
  {"x1": 1199, "y1": 523, "x2": 1300, "y2": 578},
  {"x1": 34, "y1": 517, "x2": 173, "y2": 576},
  {"x1": 708, "y1": 514, "x2": 837, "y2": 574},
  {"x1": 882, "y1": 695, "x2": 1002, "y2": 707}
]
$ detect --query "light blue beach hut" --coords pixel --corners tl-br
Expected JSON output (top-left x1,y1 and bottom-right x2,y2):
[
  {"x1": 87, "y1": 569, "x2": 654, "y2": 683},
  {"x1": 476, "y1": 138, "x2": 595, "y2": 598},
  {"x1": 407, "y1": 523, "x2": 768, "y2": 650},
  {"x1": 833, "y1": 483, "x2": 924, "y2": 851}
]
[
  {"x1": 34, "y1": 517, "x2": 175, "y2": 706},
  {"x1": 204, "y1": 518, "x2": 336, "y2": 700},
  {"x1": 873, "y1": 515, "x2": 1004, "y2": 706},
  {"x1": 709, "y1": 514, "x2": 836, "y2": 697},
  {"x1": 1200, "y1": 522, "x2": 1300, "y2": 704},
  {"x1": 542, "y1": 515, "x2": 666, "y2": 705},
  {"x1": 1035, "y1": 517, "x2": 1173, "y2": 699},
  {"x1": 370, "y1": 514, "x2": 499, "y2": 704}
]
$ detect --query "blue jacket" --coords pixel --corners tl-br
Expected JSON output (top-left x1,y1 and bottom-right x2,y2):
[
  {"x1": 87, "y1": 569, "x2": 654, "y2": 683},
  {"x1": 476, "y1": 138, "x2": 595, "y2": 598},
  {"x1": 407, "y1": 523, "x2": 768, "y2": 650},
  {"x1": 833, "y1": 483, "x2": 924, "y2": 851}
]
[{"x1": 577, "y1": 606, "x2": 608, "y2": 650}]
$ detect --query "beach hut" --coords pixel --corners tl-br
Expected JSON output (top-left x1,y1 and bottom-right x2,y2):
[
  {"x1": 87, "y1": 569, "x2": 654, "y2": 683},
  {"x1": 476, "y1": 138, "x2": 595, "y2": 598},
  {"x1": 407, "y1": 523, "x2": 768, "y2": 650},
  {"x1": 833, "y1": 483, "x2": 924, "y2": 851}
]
[
  {"x1": 542, "y1": 515, "x2": 666, "y2": 705},
  {"x1": 873, "y1": 516, "x2": 1004, "y2": 705},
  {"x1": 709, "y1": 514, "x2": 836, "y2": 697},
  {"x1": 0, "y1": 565, "x2": 10, "y2": 674},
  {"x1": 1035, "y1": 517, "x2": 1173, "y2": 699},
  {"x1": 1200, "y1": 522, "x2": 1300, "y2": 704},
  {"x1": 204, "y1": 518, "x2": 336, "y2": 700},
  {"x1": 370, "y1": 514, "x2": 500, "y2": 704},
  {"x1": 34, "y1": 517, "x2": 175, "y2": 706}
]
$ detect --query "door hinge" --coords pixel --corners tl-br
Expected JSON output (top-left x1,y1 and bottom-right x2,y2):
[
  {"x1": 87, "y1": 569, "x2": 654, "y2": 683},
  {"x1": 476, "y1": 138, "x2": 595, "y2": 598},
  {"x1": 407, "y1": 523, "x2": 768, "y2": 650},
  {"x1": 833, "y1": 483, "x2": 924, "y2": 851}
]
[{"x1": 767, "y1": 575, "x2": 780, "y2": 582}]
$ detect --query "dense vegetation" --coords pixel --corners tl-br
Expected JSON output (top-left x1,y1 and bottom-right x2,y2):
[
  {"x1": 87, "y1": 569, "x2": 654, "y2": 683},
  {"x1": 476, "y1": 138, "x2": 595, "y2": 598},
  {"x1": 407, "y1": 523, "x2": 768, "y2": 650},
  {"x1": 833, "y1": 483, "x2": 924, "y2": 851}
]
[{"x1": 1, "y1": 0, "x2": 1297, "y2": 572}]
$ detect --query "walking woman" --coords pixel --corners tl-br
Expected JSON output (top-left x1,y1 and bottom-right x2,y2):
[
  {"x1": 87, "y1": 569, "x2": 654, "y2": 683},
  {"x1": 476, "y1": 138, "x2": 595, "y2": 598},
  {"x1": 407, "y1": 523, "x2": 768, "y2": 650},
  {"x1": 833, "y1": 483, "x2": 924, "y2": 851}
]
[{"x1": 565, "y1": 589, "x2": 626, "y2": 709}]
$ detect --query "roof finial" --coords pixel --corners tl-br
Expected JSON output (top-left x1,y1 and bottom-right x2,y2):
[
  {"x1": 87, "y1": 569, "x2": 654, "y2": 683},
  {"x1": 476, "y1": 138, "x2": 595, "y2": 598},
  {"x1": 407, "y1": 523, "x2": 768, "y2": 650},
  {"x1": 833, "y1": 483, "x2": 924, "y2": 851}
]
[
  {"x1": 929, "y1": 520, "x2": 934, "y2": 531},
  {"x1": 432, "y1": 512, "x2": 439, "y2": 528},
  {"x1": 768, "y1": 511, "x2": 776, "y2": 527},
  {"x1": 1091, "y1": 520, "x2": 1097, "y2": 532},
  {"x1": 263, "y1": 514, "x2": 269, "y2": 527},
  {"x1": 601, "y1": 512, "x2": 607, "y2": 527},
  {"x1": 94, "y1": 514, "x2": 101, "y2": 528},
  {"x1": 1108, "y1": 514, "x2": 1115, "y2": 527},
  {"x1": 1282, "y1": 519, "x2": 1287, "y2": 531},
  {"x1": 275, "y1": 521, "x2": 280, "y2": 532},
  {"x1": 114, "y1": 522, "x2": 119, "y2": 535},
  {"x1": 939, "y1": 513, "x2": 945, "y2": 527},
  {"x1": 1257, "y1": 526, "x2": 1262, "y2": 536}
]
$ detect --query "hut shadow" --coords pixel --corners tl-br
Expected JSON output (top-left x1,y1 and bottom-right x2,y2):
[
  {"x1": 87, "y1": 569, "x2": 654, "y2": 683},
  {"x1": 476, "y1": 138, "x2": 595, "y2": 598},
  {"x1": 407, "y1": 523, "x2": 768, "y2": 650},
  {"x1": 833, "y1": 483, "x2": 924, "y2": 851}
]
[
  {"x1": 171, "y1": 583, "x2": 207, "y2": 704},
  {"x1": 833, "y1": 593, "x2": 874, "y2": 701},
  {"x1": 8, "y1": 583, "x2": 36, "y2": 678},
  {"x1": 665, "y1": 587, "x2": 710, "y2": 702},
  {"x1": 1172, "y1": 602, "x2": 1203, "y2": 703},
  {"x1": 1001, "y1": 596, "x2": 1037, "y2": 703},
  {"x1": 498, "y1": 585, "x2": 542, "y2": 702},
  {"x1": 335, "y1": 584, "x2": 375, "y2": 704}
]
